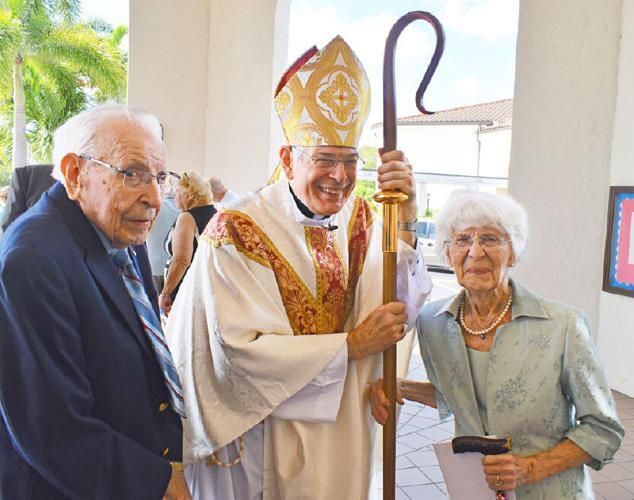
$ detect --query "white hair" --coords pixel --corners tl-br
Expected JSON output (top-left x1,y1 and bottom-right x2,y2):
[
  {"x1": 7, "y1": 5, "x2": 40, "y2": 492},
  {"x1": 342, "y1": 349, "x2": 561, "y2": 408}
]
[
  {"x1": 435, "y1": 190, "x2": 529, "y2": 264},
  {"x1": 51, "y1": 104, "x2": 163, "y2": 182}
]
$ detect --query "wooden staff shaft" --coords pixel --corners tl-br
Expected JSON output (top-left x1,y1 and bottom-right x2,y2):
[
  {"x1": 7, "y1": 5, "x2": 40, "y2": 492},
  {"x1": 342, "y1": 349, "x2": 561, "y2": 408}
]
[
  {"x1": 382, "y1": 253, "x2": 398, "y2": 500},
  {"x1": 378, "y1": 11, "x2": 444, "y2": 499},
  {"x1": 374, "y1": 194, "x2": 404, "y2": 500}
]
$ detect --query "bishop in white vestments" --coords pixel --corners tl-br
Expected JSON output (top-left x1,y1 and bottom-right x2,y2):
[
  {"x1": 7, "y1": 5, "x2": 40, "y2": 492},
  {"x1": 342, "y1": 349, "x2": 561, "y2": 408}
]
[{"x1": 166, "y1": 35, "x2": 433, "y2": 500}]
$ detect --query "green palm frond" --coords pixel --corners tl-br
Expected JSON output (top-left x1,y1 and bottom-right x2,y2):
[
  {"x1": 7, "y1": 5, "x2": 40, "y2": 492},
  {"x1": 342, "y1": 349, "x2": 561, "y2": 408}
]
[
  {"x1": 2, "y1": 0, "x2": 128, "y2": 164},
  {"x1": 48, "y1": 0, "x2": 80, "y2": 22},
  {"x1": 11, "y1": 0, "x2": 47, "y2": 25},
  {"x1": 37, "y1": 24, "x2": 126, "y2": 96},
  {"x1": 110, "y1": 25, "x2": 128, "y2": 47},
  {"x1": 0, "y1": 113, "x2": 12, "y2": 174},
  {"x1": 84, "y1": 17, "x2": 112, "y2": 35},
  {"x1": 0, "y1": 10, "x2": 24, "y2": 93},
  {"x1": 19, "y1": 8, "x2": 54, "y2": 53},
  {"x1": 25, "y1": 56, "x2": 86, "y2": 113},
  {"x1": 22, "y1": 60, "x2": 84, "y2": 160}
]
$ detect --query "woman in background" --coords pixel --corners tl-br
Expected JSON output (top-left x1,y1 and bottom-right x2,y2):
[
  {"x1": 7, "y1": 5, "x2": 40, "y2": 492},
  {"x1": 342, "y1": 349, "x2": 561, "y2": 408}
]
[{"x1": 160, "y1": 171, "x2": 215, "y2": 316}]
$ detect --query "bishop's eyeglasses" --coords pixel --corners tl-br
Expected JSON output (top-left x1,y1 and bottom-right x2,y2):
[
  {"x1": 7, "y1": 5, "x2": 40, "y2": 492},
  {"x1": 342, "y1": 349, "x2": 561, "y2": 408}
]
[{"x1": 292, "y1": 146, "x2": 366, "y2": 172}]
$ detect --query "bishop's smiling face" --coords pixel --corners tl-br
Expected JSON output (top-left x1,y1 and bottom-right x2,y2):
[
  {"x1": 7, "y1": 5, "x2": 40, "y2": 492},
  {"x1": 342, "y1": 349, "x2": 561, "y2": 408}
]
[{"x1": 283, "y1": 145, "x2": 357, "y2": 216}]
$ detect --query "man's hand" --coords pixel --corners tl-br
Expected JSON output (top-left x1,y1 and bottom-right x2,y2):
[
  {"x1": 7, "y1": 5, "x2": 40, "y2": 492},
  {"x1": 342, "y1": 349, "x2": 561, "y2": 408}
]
[
  {"x1": 368, "y1": 378, "x2": 404, "y2": 425},
  {"x1": 208, "y1": 176, "x2": 228, "y2": 203},
  {"x1": 347, "y1": 302, "x2": 407, "y2": 361},
  {"x1": 377, "y1": 149, "x2": 417, "y2": 221},
  {"x1": 159, "y1": 293, "x2": 173, "y2": 317},
  {"x1": 163, "y1": 469, "x2": 191, "y2": 500}
]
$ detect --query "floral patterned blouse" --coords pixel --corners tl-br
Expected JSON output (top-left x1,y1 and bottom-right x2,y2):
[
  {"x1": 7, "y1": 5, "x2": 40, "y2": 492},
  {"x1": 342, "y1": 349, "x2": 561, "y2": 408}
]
[{"x1": 417, "y1": 280, "x2": 624, "y2": 499}]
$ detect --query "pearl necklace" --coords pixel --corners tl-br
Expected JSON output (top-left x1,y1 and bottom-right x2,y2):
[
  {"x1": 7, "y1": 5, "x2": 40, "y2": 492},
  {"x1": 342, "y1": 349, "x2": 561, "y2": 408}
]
[{"x1": 459, "y1": 290, "x2": 513, "y2": 340}]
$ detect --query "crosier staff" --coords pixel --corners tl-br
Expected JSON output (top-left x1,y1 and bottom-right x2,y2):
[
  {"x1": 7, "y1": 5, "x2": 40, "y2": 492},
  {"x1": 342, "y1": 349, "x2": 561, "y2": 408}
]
[{"x1": 374, "y1": 11, "x2": 444, "y2": 500}]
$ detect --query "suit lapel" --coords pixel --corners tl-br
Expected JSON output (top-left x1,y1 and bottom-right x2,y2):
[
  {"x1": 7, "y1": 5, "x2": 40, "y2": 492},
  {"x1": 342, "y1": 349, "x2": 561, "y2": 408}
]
[{"x1": 47, "y1": 184, "x2": 153, "y2": 357}]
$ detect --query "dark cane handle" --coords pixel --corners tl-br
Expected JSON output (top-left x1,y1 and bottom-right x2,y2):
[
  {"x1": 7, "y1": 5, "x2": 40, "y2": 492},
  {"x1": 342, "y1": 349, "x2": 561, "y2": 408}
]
[
  {"x1": 452, "y1": 436, "x2": 512, "y2": 455},
  {"x1": 452, "y1": 436, "x2": 512, "y2": 500}
]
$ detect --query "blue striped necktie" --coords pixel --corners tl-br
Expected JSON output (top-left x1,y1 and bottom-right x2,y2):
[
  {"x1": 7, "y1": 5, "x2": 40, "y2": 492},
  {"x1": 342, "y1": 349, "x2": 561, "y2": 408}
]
[{"x1": 113, "y1": 249, "x2": 186, "y2": 418}]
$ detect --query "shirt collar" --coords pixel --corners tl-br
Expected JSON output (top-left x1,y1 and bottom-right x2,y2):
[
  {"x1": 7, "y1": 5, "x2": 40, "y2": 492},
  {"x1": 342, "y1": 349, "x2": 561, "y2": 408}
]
[
  {"x1": 433, "y1": 279, "x2": 550, "y2": 320},
  {"x1": 286, "y1": 183, "x2": 334, "y2": 229},
  {"x1": 90, "y1": 223, "x2": 134, "y2": 261}
]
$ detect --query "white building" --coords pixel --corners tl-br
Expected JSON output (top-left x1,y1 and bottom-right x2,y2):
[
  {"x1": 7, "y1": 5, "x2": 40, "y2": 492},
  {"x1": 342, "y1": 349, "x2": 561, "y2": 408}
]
[{"x1": 369, "y1": 99, "x2": 512, "y2": 213}]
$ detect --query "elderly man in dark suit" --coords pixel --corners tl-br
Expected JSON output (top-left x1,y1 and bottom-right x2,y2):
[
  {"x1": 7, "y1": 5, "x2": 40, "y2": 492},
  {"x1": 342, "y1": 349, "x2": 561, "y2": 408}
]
[
  {"x1": 0, "y1": 105, "x2": 191, "y2": 499},
  {"x1": 1, "y1": 163, "x2": 55, "y2": 231}
]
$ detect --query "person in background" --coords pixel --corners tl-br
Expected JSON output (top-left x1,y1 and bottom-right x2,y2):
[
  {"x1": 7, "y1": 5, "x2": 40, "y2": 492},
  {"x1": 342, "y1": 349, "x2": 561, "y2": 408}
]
[
  {"x1": 370, "y1": 190, "x2": 623, "y2": 499},
  {"x1": 147, "y1": 185, "x2": 180, "y2": 292},
  {"x1": 1, "y1": 163, "x2": 55, "y2": 231},
  {"x1": 160, "y1": 171, "x2": 216, "y2": 316},
  {"x1": 0, "y1": 104, "x2": 190, "y2": 499},
  {"x1": 0, "y1": 186, "x2": 10, "y2": 236},
  {"x1": 208, "y1": 175, "x2": 239, "y2": 207}
]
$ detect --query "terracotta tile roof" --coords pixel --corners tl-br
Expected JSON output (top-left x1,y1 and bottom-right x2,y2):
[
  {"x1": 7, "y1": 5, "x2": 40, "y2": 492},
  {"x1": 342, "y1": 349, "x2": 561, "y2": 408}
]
[{"x1": 371, "y1": 98, "x2": 512, "y2": 130}]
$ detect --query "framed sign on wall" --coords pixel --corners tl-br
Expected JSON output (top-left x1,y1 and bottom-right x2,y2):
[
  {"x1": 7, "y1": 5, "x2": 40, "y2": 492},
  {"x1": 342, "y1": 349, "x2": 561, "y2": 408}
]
[{"x1": 603, "y1": 186, "x2": 634, "y2": 297}]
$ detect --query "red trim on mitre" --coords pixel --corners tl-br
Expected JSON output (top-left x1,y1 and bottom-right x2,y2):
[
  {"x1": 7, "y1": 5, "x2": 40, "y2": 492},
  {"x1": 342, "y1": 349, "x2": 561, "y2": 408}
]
[{"x1": 274, "y1": 46, "x2": 319, "y2": 97}]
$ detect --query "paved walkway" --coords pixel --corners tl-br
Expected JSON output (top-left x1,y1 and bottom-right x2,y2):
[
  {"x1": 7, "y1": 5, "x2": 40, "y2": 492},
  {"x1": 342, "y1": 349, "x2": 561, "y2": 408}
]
[{"x1": 392, "y1": 344, "x2": 634, "y2": 499}]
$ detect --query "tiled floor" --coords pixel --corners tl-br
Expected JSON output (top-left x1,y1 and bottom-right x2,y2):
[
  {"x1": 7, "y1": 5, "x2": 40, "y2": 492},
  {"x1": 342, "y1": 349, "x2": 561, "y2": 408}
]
[{"x1": 391, "y1": 345, "x2": 634, "y2": 499}]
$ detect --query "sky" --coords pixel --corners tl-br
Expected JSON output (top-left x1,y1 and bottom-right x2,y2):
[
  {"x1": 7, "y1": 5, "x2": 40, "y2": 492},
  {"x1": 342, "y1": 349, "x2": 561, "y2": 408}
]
[
  {"x1": 80, "y1": 0, "x2": 518, "y2": 130},
  {"x1": 288, "y1": 0, "x2": 519, "y2": 129},
  {"x1": 80, "y1": 0, "x2": 128, "y2": 27}
]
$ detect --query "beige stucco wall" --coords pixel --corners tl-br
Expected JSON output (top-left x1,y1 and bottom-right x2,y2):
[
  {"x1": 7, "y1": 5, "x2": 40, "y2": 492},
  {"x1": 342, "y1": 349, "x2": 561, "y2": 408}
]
[
  {"x1": 128, "y1": 0, "x2": 211, "y2": 173},
  {"x1": 597, "y1": 0, "x2": 634, "y2": 397},
  {"x1": 511, "y1": 0, "x2": 633, "y2": 396},
  {"x1": 203, "y1": 0, "x2": 290, "y2": 194},
  {"x1": 509, "y1": 0, "x2": 621, "y2": 334},
  {"x1": 128, "y1": 0, "x2": 288, "y2": 194}
]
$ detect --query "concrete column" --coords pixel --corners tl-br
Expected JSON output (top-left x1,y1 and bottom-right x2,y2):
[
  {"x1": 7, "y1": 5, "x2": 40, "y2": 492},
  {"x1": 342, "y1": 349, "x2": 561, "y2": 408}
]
[
  {"x1": 203, "y1": 0, "x2": 288, "y2": 194},
  {"x1": 597, "y1": 1, "x2": 634, "y2": 396},
  {"x1": 128, "y1": 0, "x2": 288, "y2": 196},
  {"x1": 128, "y1": 0, "x2": 211, "y2": 173},
  {"x1": 509, "y1": 0, "x2": 622, "y2": 335}
]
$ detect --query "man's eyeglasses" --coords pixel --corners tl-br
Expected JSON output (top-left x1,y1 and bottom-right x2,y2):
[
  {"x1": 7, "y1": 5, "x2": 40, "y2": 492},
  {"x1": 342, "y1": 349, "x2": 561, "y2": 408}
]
[
  {"x1": 292, "y1": 147, "x2": 365, "y2": 172},
  {"x1": 444, "y1": 233, "x2": 509, "y2": 250},
  {"x1": 79, "y1": 154, "x2": 178, "y2": 193}
]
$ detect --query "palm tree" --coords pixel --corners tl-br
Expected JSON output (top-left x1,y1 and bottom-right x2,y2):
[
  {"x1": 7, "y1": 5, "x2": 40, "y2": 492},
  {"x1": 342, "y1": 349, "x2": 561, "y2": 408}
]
[{"x1": 0, "y1": 0, "x2": 127, "y2": 169}]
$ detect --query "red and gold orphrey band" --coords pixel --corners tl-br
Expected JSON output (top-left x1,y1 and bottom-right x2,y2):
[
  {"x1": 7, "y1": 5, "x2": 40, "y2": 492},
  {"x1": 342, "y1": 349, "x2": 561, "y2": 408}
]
[{"x1": 203, "y1": 198, "x2": 373, "y2": 335}]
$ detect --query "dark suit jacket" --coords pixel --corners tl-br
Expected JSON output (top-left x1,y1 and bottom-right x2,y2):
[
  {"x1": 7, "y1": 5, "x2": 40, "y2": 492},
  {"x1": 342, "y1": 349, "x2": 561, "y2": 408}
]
[
  {"x1": 1, "y1": 164, "x2": 55, "y2": 231},
  {"x1": 0, "y1": 183, "x2": 183, "y2": 499}
]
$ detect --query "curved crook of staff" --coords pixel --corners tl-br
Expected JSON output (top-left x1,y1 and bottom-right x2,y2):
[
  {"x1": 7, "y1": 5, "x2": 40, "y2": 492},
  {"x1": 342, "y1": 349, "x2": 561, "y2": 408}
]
[{"x1": 374, "y1": 11, "x2": 444, "y2": 500}]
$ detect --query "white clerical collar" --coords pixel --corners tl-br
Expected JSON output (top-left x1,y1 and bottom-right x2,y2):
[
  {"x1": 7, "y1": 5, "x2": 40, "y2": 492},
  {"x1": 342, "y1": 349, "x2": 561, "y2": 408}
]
[{"x1": 286, "y1": 183, "x2": 334, "y2": 229}]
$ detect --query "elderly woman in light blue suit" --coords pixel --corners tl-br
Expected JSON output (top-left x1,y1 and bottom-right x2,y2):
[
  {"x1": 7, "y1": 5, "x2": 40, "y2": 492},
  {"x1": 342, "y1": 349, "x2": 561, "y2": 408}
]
[{"x1": 370, "y1": 191, "x2": 624, "y2": 499}]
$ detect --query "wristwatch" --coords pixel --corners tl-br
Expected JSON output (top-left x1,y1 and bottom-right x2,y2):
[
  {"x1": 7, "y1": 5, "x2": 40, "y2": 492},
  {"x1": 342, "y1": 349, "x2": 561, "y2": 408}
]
[
  {"x1": 397, "y1": 219, "x2": 418, "y2": 232},
  {"x1": 170, "y1": 462, "x2": 184, "y2": 472}
]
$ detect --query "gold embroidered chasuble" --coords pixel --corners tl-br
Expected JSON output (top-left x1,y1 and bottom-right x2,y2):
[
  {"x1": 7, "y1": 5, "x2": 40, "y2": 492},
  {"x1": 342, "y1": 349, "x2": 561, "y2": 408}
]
[
  {"x1": 165, "y1": 180, "x2": 428, "y2": 499},
  {"x1": 207, "y1": 194, "x2": 370, "y2": 336}
]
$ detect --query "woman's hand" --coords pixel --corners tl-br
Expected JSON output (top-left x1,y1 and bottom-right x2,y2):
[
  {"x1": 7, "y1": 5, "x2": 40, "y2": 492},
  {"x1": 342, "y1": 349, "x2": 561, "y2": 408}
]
[
  {"x1": 483, "y1": 439, "x2": 590, "y2": 491},
  {"x1": 482, "y1": 453, "x2": 534, "y2": 491},
  {"x1": 159, "y1": 292, "x2": 173, "y2": 317},
  {"x1": 368, "y1": 378, "x2": 403, "y2": 425}
]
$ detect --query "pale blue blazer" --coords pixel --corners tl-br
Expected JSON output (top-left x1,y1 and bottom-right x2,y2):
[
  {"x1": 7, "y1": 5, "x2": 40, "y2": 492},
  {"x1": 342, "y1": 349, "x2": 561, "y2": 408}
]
[{"x1": 417, "y1": 280, "x2": 624, "y2": 499}]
